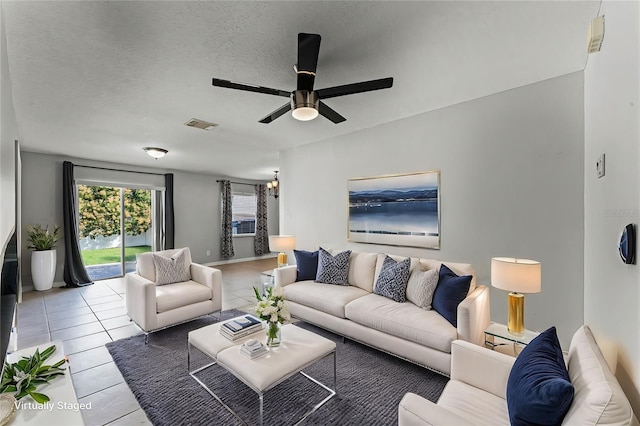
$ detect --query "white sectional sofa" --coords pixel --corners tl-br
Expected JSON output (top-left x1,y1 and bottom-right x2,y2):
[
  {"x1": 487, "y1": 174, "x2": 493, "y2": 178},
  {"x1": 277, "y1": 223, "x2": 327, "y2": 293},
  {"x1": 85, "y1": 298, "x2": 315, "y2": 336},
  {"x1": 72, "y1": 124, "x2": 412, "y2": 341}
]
[{"x1": 274, "y1": 250, "x2": 490, "y2": 375}]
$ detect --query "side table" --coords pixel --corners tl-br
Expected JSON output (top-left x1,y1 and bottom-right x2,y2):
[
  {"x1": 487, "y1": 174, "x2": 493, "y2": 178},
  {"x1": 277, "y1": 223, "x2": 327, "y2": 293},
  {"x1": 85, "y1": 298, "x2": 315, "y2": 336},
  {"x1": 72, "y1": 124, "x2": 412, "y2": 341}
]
[
  {"x1": 259, "y1": 269, "x2": 275, "y2": 295},
  {"x1": 484, "y1": 323, "x2": 539, "y2": 356}
]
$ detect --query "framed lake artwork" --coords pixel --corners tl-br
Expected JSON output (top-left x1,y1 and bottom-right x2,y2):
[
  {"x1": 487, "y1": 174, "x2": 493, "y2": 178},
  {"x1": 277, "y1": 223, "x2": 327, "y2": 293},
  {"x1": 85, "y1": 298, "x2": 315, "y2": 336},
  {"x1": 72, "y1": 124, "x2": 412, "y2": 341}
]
[{"x1": 347, "y1": 171, "x2": 440, "y2": 249}]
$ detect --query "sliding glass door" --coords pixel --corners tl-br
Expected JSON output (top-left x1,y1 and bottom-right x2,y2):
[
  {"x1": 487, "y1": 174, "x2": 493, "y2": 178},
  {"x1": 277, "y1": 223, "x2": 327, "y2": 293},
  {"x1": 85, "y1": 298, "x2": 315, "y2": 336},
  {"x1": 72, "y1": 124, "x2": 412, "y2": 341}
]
[{"x1": 77, "y1": 185, "x2": 154, "y2": 281}]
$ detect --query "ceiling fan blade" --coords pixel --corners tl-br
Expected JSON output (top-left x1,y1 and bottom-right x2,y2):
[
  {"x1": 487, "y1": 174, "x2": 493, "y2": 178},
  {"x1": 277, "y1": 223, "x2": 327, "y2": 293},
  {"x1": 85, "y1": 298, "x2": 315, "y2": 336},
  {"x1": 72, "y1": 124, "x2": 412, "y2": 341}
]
[
  {"x1": 297, "y1": 33, "x2": 321, "y2": 91},
  {"x1": 259, "y1": 103, "x2": 292, "y2": 123},
  {"x1": 318, "y1": 101, "x2": 346, "y2": 124},
  {"x1": 316, "y1": 77, "x2": 394, "y2": 99},
  {"x1": 212, "y1": 78, "x2": 290, "y2": 97}
]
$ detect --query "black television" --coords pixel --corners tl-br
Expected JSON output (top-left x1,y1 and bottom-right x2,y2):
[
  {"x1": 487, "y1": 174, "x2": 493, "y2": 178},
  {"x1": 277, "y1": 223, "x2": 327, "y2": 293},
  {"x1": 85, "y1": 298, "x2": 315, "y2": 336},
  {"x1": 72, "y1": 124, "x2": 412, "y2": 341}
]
[{"x1": 1, "y1": 231, "x2": 18, "y2": 367}]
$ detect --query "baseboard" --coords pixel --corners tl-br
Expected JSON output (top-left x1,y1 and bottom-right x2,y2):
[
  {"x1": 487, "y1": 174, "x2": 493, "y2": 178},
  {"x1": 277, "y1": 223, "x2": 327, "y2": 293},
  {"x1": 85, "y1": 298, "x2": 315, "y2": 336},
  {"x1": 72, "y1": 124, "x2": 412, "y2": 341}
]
[
  {"x1": 204, "y1": 253, "x2": 277, "y2": 267},
  {"x1": 22, "y1": 281, "x2": 67, "y2": 293}
]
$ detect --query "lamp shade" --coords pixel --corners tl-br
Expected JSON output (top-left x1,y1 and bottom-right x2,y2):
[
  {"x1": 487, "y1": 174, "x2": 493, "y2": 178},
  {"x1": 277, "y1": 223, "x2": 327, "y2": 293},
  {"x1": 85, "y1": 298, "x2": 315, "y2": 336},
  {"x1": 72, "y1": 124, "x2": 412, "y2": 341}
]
[
  {"x1": 491, "y1": 257, "x2": 541, "y2": 294},
  {"x1": 269, "y1": 235, "x2": 296, "y2": 252}
]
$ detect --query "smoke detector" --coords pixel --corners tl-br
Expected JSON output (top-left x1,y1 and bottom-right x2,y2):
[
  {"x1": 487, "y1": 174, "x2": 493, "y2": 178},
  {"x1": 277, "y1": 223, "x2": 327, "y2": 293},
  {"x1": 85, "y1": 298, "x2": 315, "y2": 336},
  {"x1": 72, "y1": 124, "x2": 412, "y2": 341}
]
[{"x1": 184, "y1": 118, "x2": 218, "y2": 130}]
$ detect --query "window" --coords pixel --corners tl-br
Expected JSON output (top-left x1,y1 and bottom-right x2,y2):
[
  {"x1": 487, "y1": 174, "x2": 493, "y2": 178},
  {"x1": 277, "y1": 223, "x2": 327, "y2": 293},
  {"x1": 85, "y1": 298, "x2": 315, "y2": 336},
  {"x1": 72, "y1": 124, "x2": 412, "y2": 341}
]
[{"x1": 232, "y1": 192, "x2": 256, "y2": 235}]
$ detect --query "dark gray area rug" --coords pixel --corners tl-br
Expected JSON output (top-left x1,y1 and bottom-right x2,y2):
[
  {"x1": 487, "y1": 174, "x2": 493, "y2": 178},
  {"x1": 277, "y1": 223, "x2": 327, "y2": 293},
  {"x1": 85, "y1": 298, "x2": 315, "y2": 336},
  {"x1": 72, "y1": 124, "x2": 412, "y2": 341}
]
[{"x1": 106, "y1": 310, "x2": 448, "y2": 425}]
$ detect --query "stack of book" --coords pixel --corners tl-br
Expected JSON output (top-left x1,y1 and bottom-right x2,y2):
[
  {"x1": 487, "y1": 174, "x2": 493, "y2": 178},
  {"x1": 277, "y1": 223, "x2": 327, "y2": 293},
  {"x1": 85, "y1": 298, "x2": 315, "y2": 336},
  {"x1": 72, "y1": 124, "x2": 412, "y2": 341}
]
[
  {"x1": 240, "y1": 339, "x2": 268, "y2": 359},
  {"x1": 219, "y1": 315, "x2": 262, "y2": 341}
]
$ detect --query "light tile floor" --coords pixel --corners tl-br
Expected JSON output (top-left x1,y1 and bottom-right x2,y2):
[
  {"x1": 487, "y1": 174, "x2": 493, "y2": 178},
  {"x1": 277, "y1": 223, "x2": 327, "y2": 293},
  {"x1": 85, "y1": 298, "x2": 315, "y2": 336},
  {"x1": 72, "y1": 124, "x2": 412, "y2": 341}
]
[{"x1": 15, "y1": 258, "x2": 277, "y2": 425}]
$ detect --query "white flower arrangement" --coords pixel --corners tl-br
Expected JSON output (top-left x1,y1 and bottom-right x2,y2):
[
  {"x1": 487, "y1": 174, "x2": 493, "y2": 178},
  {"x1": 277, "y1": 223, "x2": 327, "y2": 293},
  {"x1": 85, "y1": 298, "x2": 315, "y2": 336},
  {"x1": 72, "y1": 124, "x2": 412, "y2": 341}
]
[{"x1": 253, "y1": 285, "x2": 291, "y2": 324}]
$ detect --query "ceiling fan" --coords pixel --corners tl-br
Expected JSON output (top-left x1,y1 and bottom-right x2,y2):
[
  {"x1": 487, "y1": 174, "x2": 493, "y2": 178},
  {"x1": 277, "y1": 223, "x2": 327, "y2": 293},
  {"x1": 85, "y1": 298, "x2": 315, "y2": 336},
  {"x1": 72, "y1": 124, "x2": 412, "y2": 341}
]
[{"x1": 212, "y1": 33, "x2": 393, "y2": 124}]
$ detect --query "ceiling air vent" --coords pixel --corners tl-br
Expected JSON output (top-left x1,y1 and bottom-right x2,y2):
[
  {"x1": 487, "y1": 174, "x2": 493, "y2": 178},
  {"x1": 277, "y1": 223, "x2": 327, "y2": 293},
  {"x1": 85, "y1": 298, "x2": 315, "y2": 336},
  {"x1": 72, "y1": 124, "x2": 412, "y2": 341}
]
[
  {"x1": 587, "y1": 16, "x2": 605, "y2": 54},
  {"x1": 184, "y1": 118, "x2": 218, "y2": 131}
]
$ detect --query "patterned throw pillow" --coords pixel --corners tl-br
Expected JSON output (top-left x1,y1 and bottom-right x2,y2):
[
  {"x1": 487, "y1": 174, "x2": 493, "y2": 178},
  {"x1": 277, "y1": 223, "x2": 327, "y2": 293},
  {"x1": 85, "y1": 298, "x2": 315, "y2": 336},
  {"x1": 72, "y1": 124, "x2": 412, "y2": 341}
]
[
  {"x1": 153, "y1": 249, "x2": 192, "y2": 285},
  {"x1": 374, "y1": 255, "x2": 411, "y2": 302},
  {"x1": 315, "y1": 247, "x2": 351, "y2": 285},
  {"x1": 406, "y1": 268, "x2": 439, "y2": 309}
]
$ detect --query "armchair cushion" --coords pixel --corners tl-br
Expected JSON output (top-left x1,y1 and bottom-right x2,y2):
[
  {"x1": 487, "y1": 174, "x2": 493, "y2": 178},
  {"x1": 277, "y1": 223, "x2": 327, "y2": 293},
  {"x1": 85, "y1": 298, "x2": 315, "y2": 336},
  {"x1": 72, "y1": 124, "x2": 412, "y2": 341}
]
[
  {"x1": 155, "y1": 281, "x2": 213, "y2": 313},
  {"x1": 153, "y1": 248, "x2": 192, "y2": 285},
  {"x1": 506, "y1": 326, "x2": 574, "y2": 426}
]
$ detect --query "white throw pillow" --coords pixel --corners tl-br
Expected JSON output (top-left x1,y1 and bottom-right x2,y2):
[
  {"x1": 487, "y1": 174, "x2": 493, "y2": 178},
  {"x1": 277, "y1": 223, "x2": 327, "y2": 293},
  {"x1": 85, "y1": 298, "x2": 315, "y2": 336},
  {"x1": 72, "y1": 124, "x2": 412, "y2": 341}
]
[
  {"x1": 405, "y1": 268, "x2": 438, "y2": 309},
  {"x1": 153, "y1": 248, "x2": 191, "y2": 285}
]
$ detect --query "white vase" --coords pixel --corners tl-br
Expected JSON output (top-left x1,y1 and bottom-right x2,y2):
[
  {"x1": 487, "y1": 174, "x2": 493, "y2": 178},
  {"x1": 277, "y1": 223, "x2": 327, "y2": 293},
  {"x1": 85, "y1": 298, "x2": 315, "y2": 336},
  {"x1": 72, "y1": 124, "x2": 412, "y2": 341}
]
[{"x1": 31, "y1": 250, "x2": 56, "y2": 291}]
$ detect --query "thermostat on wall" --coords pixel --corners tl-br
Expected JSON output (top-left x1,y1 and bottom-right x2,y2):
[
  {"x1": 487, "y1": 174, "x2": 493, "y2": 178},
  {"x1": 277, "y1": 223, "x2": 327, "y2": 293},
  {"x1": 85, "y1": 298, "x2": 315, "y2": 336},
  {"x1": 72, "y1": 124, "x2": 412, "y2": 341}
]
[{"x1": 619, "y1": 224, "x2": 636, "y2": 265}]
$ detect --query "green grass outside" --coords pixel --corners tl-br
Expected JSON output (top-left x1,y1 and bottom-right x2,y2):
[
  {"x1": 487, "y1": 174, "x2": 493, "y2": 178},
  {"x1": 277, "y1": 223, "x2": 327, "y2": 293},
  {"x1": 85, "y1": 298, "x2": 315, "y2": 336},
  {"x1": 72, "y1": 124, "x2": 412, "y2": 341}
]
[{"x1": 81, "y1": 245, "x2": 151, "y2": 266}]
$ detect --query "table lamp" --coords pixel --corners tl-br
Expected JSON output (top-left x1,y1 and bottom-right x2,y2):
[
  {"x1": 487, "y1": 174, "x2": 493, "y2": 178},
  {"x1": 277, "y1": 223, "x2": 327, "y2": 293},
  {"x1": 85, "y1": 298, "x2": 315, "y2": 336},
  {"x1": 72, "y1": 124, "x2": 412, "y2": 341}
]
[
  {"x1": 269, "y1": 235, "x2": 296, "y2": 268},
  {"x1": 491, "y1": 257, "x2": 541, "y2": 335}
]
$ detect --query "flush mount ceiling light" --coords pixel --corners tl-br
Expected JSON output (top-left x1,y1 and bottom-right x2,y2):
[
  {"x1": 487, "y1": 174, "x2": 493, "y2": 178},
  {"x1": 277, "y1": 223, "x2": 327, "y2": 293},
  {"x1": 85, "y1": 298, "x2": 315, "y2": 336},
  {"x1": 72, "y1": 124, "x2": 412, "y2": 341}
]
[{"x1": 143, "y1": 147, "x2": 168, "y2": 159}]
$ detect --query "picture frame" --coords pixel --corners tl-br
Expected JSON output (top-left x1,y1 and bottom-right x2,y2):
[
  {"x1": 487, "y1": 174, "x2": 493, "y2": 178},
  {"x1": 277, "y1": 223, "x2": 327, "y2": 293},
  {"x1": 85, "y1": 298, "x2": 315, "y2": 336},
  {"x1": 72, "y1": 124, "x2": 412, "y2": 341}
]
[{"x1": 347, "y1": 171, "x2": 440, "y2": 249}]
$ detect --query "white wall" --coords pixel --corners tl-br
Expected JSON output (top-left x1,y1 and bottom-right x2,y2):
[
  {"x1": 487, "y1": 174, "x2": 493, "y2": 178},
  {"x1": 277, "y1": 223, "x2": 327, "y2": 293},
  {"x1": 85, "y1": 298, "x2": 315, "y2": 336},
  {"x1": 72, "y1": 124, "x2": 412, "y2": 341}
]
[
  {"x1": 281, "y1": 73, "x2": 585, "y2": 347},
  {"x1": 20, "y1": 152, "x2": 279, "y2": 287},
  {"x1": 0, "y1": 5, "x2": 18, "y2": 252},
  {"x1": 584, "y1": 0, "x2": 640, "y2": 410}
]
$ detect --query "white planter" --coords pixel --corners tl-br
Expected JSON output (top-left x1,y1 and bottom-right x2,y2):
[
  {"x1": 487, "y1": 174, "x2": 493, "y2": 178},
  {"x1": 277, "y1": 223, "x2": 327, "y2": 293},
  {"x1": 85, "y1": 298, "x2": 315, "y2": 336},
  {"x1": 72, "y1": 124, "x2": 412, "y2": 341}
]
[{"x1": 31, "y1": 250, "x2": 56, "y2": 291}]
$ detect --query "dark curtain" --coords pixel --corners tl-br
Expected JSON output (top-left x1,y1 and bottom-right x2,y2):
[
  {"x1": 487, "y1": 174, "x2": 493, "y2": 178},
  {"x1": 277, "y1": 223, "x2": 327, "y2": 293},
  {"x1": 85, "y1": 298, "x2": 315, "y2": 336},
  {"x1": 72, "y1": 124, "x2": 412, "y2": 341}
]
[
  {"x1": 62, "y1": 161, "x2": 93, "y2": 287},
  {"x1": 221, "y1": 180, "x2": 234, "y2": 259},
  {"x1": 254, "y1": 184, "x2": 270, "y2": 255},
  {"x1": 164, "y1": 174, "x2": 175, "y2": 249}
]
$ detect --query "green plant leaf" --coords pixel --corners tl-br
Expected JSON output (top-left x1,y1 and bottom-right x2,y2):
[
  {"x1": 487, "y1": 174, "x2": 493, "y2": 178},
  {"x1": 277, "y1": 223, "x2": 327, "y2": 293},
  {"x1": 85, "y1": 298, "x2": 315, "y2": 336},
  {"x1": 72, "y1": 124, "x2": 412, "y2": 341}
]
[
  {"x1": 29, "y1": 391, "x2": 50, "y2": 404},
  {"x1": 51, "y1": 359, "x2": 65, "y2": 368},
  {"x1": 40, "y1": 345, "x2": 56, "y2": 361},
  {"x1": 1, "y1": 385, "x2": 17, "y2": 393}
]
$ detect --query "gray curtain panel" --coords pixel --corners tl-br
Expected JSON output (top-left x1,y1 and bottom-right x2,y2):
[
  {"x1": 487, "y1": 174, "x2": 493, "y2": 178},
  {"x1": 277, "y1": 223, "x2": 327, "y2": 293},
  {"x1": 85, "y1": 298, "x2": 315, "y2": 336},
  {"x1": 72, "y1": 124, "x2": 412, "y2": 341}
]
[
  {"x1": 254, "y1": 184, "x2": 270, "y2": 255},
  {"x1": 62, "y1": 161, "x2": 93, "y2": 287},
  {"x1": 164, "y1": 174, "x2": 175, "y2": 249},
  {"x1": 221, "y1": 180, "x2": 234, "y2": 259}
]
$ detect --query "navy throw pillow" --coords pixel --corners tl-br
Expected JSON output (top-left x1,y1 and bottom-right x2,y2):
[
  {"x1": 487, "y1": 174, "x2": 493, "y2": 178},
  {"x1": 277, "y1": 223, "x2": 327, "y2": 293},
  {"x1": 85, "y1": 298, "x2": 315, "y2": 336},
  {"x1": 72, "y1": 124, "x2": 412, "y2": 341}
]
[
  {"x1": 315, "y1": 247, "x2": 351, "y2": 285},
  {"x1": 507, "y1": 327, "x2": 574, "y2": 426},
  {"x1": 431, "y1": 264, "x2": 471, "y2": 327},
  {"x1": 373, "y1": 256, "x2": 411, "y2": 302},
  {"x1": 293, "y1": 249, "x2": 318, "y2": 281}
]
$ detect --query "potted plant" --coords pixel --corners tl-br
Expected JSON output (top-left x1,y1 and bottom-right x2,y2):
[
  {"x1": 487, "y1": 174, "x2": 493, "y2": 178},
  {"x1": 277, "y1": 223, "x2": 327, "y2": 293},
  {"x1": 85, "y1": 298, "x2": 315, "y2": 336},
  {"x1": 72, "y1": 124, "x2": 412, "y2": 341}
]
[{"x1": 26, "y1": 224, "x2": 61, "y2": 291}]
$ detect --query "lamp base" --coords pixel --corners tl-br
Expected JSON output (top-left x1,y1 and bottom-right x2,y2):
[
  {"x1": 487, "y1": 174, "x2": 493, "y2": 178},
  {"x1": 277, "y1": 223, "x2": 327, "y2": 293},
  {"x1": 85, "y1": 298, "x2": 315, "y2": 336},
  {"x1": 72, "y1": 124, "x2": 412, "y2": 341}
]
[
  {"x1": 507, "y1": 292, "x2": 525, "y2": 335},
  {"x1": 277, "y1": 252, "x2": 288, "y2": 268}
]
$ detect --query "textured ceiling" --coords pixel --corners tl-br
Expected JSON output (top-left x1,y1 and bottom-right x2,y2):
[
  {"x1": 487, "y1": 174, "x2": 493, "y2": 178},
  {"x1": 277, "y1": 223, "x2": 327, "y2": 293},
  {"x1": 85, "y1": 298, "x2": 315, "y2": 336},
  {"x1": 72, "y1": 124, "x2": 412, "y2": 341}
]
[{"x1": 2, "y1": 1, "x2": 599, "y2": 180}]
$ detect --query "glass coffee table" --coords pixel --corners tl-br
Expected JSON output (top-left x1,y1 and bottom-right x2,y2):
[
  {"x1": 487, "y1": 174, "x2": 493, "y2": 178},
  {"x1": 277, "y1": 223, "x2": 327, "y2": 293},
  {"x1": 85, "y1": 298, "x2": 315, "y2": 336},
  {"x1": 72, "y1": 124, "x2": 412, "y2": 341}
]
[{"x1": 188, "y1": 319, "x2": 336, "y2": 425}]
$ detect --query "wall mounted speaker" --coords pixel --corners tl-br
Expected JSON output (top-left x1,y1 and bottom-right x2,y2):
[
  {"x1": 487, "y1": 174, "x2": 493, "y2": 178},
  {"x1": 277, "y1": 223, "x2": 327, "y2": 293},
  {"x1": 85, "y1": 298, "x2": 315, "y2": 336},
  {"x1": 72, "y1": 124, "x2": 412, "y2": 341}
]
[{"x1": 619, "y1": 224, "x2": 636, "y2": 265}]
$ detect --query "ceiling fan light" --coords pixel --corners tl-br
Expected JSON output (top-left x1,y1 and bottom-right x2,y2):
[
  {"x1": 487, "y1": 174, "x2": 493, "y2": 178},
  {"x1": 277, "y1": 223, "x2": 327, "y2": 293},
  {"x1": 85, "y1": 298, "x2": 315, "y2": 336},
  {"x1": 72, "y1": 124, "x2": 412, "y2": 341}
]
[
  {"x1": 291, "y1": 90, "x2": 319, "y2": 121},
  {"x1": 292, "y1": 107, "x2": 318, "y2": 121},
  {"x1": 143, "y1": 147, "x2": 168, "y2": 159}
]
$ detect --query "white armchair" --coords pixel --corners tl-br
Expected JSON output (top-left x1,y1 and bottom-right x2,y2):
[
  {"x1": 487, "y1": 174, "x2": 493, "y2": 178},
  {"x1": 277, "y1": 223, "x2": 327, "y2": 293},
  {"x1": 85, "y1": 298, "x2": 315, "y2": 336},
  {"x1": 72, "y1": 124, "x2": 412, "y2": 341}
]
[
  {"x1": 125, "y1": 247, "x2": 222, "y2": 334},
  {"x1": 398, "y1": 326, "x2": 636, "y2": 425}
]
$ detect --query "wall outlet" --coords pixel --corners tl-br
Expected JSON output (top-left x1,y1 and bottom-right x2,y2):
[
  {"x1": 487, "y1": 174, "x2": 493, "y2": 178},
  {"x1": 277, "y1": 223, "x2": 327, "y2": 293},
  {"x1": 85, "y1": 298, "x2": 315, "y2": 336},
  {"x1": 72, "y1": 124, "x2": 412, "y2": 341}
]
[
  {"x1": 206, "y1": 250, "x2": 211, "y2": 256},
  {"x1": 596, "y1": 154, "x2": 605, "y2": 178}
]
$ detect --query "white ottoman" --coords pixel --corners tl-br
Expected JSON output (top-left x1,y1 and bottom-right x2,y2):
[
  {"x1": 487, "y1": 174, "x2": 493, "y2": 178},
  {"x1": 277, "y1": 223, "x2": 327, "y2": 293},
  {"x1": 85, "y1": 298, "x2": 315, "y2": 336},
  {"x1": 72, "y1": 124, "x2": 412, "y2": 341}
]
[{"x1": 188, "y1": 321, "x2": 337, "y2": 425}]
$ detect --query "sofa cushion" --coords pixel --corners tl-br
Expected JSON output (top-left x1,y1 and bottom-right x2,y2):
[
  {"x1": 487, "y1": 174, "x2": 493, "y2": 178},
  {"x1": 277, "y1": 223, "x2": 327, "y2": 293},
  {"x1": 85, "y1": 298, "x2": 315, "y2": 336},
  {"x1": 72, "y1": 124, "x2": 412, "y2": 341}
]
[
  {"x1": 374, "y1": 256, "x2": 411, "y2": 302},
  {"x1": 563, "y1": 326, "x2": 634, "y2": 425},
  {"x1": 506, "y1": 327, "x2": 574, "y2": 426},
  {"x1": 153, "y1": 248, "x2": 192, "y2": 285},
  {"x1": 418, "y1": 259, "x2": 476, "y2": 293},
  {"x1": 316, "y1": 248, "x2": 351, "y2": 285},
  {"x1": 406, "y1": 267, "x2": 439, "y2": 310},
  {"x1": 284, "y1": 281, "x2": 369, "y2": 318},
  {"x1": 294, "y1": 249, "x2": 318, "y2": 281},
  {"x1": 437, "y1": 380, "x2": 510, "y2": 425},
  {"x1": 345, "y1": 293, "x2": 457, "y2": 353},
  {"x1": 374, "y1": 254, "x2": 420, "y2": 284},
  {"x1": 347, "y1": 251, "x2": 378, "y2": 292},
  {"x1": 155, "y1": 281, "x2": 212, "y2": 313},
  {"x1": 432, "y1": 264, "x2": 472, "y2": 327},
  {"x1": 136, "y1": 247, "x2": 193, "y2": 283}
]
